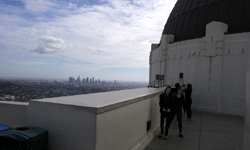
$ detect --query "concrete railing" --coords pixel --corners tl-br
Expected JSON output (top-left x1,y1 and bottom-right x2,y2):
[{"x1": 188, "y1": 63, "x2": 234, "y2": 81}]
[
  {"x1": 0, "y1": 101, "x2": 28, "y2": 128},
  {"x1": 1, "y1": 84, "x2": 249, "y2": 149},
  {"x1": 0, "y1": 87, "x2": 164, "y2": 150}
]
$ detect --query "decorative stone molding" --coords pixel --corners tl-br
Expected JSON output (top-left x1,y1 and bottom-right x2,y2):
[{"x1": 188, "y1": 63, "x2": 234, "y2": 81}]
[
  {"x1": 203, "y1": 21, "x2": 228, "y2": 57},
  {"x1": 230, "y1": 48, "x2": 244, "y2": 56},
  {"x1": 162, "y1": 49, "x2": 168, "y2": 61},
  {"x1": 160, "y1": 34, "x2": 174, "y2": 50},
  {"x1": 223, "y1": 39, "x2": 250, "y2": 56},
  {"x1": 223, "y1": 48, "x2": 250, "y2": 56},
  {"x1": 176, "y1": 51, "x2": 182, "y2": 59},
  {"x1": 167, "y1": 54, "x2": 171, "y2": 60},
  {"x1": 191, "y1": 51, "x2": 200, "y2": 59},
  {"x1": 167, "y1": 50, "x2": 201, "y2": 60},
  {"x1": 160, "y1": 34, "x2": 175, "y2": 62},
  {"x1": 183, "y1": 51, "x2": 190, "y2": 59},
  {"x1": 170, "y1": 54, "x2": 175, "y2": 60},
  {"x1": 223, "y1": 49, "x2": 229, "y2": 56}
]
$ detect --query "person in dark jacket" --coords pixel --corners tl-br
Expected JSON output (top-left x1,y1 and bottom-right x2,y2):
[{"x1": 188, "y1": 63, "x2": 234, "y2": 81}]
[
  {"x1": 158, "y1": 86, "x2": 174, "y2": 139},
  {"x1": 172, "y1": 83, "x2": 181, "y2": 124},
  {"x1": 172, "y1": 86, "x2": 185, "y2": 138},
  {"x1": 184, "y1": 84, "x2": 192, "y2": 120},
  {"x1": 172, "y1": 83, "x2": 180, "y2": 94}
]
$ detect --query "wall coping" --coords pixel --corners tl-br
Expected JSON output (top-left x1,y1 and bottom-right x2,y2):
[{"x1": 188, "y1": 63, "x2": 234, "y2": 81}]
[
  {"x1": 29, "y1": 87, "x2": 165, "y2": 114},
  {"x1": 0, "y1": 101, "x2": 29, "y2": 106},
  {"x1": 164, "y1": 32, "x2": 250, "y2": 50}
]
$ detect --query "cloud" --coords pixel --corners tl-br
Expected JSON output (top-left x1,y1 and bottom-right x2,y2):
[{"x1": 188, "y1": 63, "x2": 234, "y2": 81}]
[
  {"x1": 31, "y1": 0, "x2": 177, "y2": 67},
  {"x1": 30, "y1": 36, "x2": 67, "y2": 54},
  {"x1": 88, "y1": 47, "x2": 107, "y2": 53},
  {"x1": 30, "y1": 28, "x2": 53, "y2": 37},
  {"x1": 22, "y1": 0, "x2": 54, "y2": 12},
  {"x1": 68, "y1": 2, "x2": 77, "y2": 9},
  {"x1": 1, "y1": 0, "x2": 177, "y2": 80}
]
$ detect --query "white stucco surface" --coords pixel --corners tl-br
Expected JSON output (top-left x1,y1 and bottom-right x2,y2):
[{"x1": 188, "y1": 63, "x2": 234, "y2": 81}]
[
  {"x1": 31, "y1": 88, "x2": 162, "y2": 114},
  {"x1": 96, "y1": 94, "x2": 160, "y2": 150},
  {"x1": 28, "y1": 101, "x2": 96, "y2": 150},
  {"x1": 150, "y1": 48, "x2": 161, "y2": 81},
  {"x1": 0, "y1": 101, "x2": 28, "y2": 128}
]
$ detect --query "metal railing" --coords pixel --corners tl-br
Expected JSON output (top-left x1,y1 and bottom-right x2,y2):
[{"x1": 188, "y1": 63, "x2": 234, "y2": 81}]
[{"x1": 148, "y1": 75, "x2": 164, "y2": 88}]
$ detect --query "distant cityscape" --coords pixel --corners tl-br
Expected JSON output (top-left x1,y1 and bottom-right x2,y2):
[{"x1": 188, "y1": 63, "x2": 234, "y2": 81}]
[
  {"x1": 68, "y1": 76, "x2": 117, "y2": 84},
  {"x1": 0, "y1": 76, "x2": 148, "y2": 102}
]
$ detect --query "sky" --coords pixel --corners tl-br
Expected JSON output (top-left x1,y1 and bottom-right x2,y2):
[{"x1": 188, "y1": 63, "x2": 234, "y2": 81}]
[{"x1": 0, "y1": 0, "x2": 177, "y2": 82}]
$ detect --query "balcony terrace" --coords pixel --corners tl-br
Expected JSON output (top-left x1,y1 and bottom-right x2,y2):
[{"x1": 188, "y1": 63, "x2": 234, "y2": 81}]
[
  {"x1": 0, "y1": 85, "x2": 249, "y2": 150},
  {"x1": 146, "y1": 111, "x2": 244, "y2": 150}
]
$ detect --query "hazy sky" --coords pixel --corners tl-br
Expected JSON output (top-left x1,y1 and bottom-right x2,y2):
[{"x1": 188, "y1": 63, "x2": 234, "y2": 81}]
[{"x1": 0, "y1": 0, "x2": 177, "y2": 82}]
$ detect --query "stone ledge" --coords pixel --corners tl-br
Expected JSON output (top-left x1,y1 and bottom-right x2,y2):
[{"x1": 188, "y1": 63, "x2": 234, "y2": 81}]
[
  {"x1": 0, "y1": 101, "x2": 29, "y2": 106},
  {"x1": 30, "y1": 87, "x2": 165, "y2": 114}
]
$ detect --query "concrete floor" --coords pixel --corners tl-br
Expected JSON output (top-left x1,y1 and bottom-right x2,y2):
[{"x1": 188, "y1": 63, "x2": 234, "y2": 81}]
[{"x1": 145, "y1": 111, "x2": 244, "y2": 150}]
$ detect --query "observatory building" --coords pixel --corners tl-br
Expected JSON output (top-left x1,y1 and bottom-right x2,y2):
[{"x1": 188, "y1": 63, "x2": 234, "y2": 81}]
[
  {"x1": 150, "y1": 0, "x2": 250, "y2": 116},
  {"x1": 150, "y1": 0, "x2": 250, "y2": 148}
]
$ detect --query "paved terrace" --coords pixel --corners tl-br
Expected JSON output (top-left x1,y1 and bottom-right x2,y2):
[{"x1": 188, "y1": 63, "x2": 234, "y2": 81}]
[{"x1": 146, "y1": 111, "x2": 244, "y2": 150}]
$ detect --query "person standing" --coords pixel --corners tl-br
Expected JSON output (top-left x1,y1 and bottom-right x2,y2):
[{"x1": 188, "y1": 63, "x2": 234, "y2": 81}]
[
  {"x1": 184, "y1": 84, "x2": 193, "y2": 120},
  {"x1": 158, "y1": 86, "x2": 174, "y2": 139},
  {"x1": 172, "y1": 86, "x2": 184, "y2": 138},
  {"x1": 172, "y1": 83, "x2": 180, "y2": 94}
]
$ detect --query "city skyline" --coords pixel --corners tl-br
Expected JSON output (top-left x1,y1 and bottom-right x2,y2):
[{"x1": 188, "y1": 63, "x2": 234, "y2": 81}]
[
  {"x1": 0, "y1": 76, "x2": 147, "y2": 84},
  {"x1": 0, "y1": 0, "x2": 177, "y2": 82},
  {"x1": 0, "y1": 77, "x2": 147, "y2": 102}
]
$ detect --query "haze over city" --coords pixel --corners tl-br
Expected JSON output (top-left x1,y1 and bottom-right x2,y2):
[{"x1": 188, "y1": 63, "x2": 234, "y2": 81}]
[{"x1": 0, "y1": 0, "x2": 177, "y2": 82}]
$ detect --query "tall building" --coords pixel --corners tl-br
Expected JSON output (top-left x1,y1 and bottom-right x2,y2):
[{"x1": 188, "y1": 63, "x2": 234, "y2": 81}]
[
  {"x1": 150, "y1": 0, "x2": 250, "y2": 116},
  {"x1": 92, "y1": 77, "x2": 94, "y2": 83},
  {"x1": 76, "y1": 76, "x2": 81, "y2": 83},
  {"x1": 69, "y1": 77, "x2": 75, "y2": 83},
  {"x1": 86, "y1": 77, "x2": 89, "y2": 83},
  {"x1": 82, "y1": 78, "x2": 85, "y2": 83}
]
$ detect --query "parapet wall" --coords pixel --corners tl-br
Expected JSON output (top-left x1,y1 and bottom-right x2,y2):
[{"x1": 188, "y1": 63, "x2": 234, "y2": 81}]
[
  {"x1": 3, "y1": 87, "x2": 163, "y2": 150},
  {"x1": 95, "y1": 89, "x2": 162, "y2": 150},
  {"x1": 0, "y1": 88, "x2": 164, "y2": 150},
  {"x1": 0, "y1": 101, "x2": 28, "y2": 128}
]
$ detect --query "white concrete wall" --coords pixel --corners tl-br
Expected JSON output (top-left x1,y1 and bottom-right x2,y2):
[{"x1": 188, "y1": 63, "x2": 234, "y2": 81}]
[
  {"x1": 149, "y1": 21, "x2": 250, "y2": 116},
  {"x1": 166, "y1": 39, "x2": 203, "y2": 87},
  {"x1": 0, "y1": 101, "x2": 28, "y2": 128},
  {"x1": 150, "y1": 47, "x2": 161, "y2": 83},
  {"x1": 150, "y1": 35, "x2": 174, "y2": 84},
  {"x1": 25, "y1": 87, "x2": 163, "y2": 150},
  {"x1": 28, "y1": 100, "x2": 96, "y2": 150},
  {"x1": 243, "y1": 46, "x2": 250, "y2": 150},
  {"x1": 95, "y1": 94, "x2": 160, "y2": 150}
]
